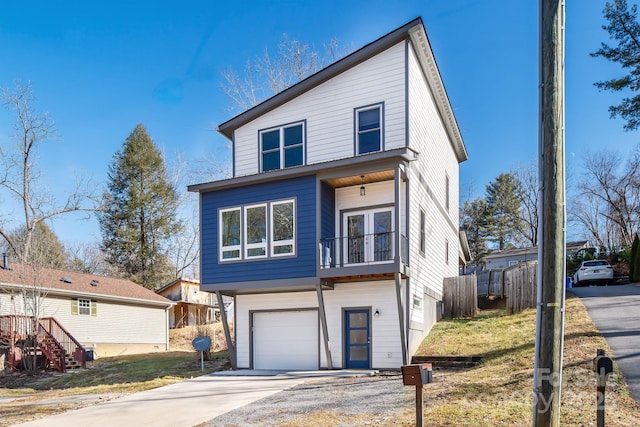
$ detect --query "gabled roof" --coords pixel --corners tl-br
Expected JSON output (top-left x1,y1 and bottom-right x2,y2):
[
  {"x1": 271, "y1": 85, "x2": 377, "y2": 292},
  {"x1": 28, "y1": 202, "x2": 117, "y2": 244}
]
[
  {"x1": 0, "y1": 263, "x2": 172, "y2": 307},
  {"x1": 217, "y1": 17, "x2": 467, "y2": 163}
]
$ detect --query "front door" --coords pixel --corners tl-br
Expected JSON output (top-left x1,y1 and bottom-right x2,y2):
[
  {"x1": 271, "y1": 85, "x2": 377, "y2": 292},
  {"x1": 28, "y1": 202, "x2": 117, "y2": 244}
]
[{"x1": 344, "y1": 309, "x2": 371, "y2": 369}]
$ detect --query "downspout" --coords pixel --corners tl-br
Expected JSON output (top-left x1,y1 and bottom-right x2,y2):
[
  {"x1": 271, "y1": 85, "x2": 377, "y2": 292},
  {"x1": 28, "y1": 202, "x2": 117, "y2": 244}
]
[
  {"x1": 394, "y1": 166, "x2": 408, "y2": 364},
  {"x1": 216, "y1": 291, "x2": 236, "y2": 370},
  {"x1": 165, "y1": 305, "x2": 171, "y2": 351}
]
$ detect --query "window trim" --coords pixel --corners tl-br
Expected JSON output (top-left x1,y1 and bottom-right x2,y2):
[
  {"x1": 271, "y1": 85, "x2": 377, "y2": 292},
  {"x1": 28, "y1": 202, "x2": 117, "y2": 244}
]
[
  {"x1": 270, "y1": 199, "x2": 296, "y2": 257},
  {"x1": 354, "y1": 103, "x2": 384, "y2": 155},
  {"x1": 219, "y1": 207, "x2": 242, "y2": 262},
  {"x1": 445, "y1": 172, "x2": 450, "y2": 213},
  {"x1": 259, "y1": 121, "x2": 306, "y2": 172},
  {"x1": 218, "y1": 198, "x2": 297, "y2": 263},
  {"x1": 419, "y1": 208, "x2": 426, "y2": 256},
  {"x1": 244, "y1": 203, "x2": 268, "y2": 259},
  {"x1": 445, "y1": 238, "x2": 449, "y2": 265}
]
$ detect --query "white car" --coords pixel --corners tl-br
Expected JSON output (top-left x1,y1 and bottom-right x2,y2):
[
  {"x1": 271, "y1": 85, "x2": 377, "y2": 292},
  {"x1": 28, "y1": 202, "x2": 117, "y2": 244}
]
[{"x1": 573, "y1": 260, "x2": 614, "y2": 287}]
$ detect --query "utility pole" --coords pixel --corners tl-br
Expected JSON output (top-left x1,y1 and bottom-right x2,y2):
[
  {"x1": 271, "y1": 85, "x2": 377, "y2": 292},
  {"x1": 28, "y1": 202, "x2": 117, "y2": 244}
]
[{"x1": 533, "y1": 0, "x2": 566, "y2": 426}]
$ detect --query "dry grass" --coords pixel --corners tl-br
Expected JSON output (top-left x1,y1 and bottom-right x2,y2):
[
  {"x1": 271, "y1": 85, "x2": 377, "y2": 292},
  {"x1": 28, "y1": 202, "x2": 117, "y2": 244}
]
[
  {"x1": 0, "y1": 324, "x2": 231, "y2": 427},
  {"x1": 407, "y1": 294, "x2": 640, "y2": 426}
]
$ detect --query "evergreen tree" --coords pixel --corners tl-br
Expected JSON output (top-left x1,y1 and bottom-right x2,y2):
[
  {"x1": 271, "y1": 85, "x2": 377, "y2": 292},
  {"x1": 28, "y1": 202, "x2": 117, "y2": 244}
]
[
  {"x1": 460, "y1": 197, "x2": 490, "y2": 264},
  {"x1": 592, "y1": 0, "x2": 640, "y2": 130},
  {"x1": 99, "y1": 124, "x2": 182, "y2": 289},
  {"x1": 484, "y1": 173, "x2": 523, "y2": 251}
]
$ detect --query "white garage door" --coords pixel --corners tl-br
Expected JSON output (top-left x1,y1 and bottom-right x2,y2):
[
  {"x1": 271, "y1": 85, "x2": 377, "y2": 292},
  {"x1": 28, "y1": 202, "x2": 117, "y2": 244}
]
[{"x1": 253, "y1": 310, "x2": 318, "y2": 370}]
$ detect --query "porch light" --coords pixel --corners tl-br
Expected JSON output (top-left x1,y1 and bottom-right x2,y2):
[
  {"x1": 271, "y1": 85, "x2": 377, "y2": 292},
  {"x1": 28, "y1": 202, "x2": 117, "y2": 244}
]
[
  {"x1": 375, "y1": 309, "x2": 380, "y2": 317},
  {"x1": 360, "y1": 175, "x2": 366, "y2": 196}
]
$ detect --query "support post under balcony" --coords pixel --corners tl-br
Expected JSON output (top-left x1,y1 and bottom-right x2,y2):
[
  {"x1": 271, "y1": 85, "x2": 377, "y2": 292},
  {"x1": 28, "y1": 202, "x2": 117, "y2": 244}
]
[
  {"x1": 395, "y1": 272, "x2": 408, "y2": 364},
  {"x1": 316, "y1": 283, "x2": 333, "y2": 369},
  {"x1": 216, "y1": 291, "x2": 236, "y2": 370}
]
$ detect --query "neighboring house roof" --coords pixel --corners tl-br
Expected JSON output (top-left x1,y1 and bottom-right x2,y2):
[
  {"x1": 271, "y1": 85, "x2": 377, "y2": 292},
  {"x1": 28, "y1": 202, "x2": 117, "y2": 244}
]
[
  {"x1": 484, "y1": 241, "x2": 591, "y2": 261},
  {"x1": 216, "y1": 17, "x2": 467, "y2": 164},
  {"x1": 0, "y1": 263, "x2": 173, "y2": 307},
  {"x1": 155, "y1": 277, "x2": 200, "y2": 294}
]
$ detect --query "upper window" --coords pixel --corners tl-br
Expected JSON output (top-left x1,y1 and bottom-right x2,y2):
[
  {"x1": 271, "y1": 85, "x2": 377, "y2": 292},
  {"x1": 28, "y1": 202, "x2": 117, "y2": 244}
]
[
  {"x1": 72, "y1": 298, "x2": 96, "y2": 316},
  {"x1": 260, "y1": 122, "x2": 305, "y2": 172},
  {"x1": 356, "y1": 104, "x2": 382, "y2": 155}
]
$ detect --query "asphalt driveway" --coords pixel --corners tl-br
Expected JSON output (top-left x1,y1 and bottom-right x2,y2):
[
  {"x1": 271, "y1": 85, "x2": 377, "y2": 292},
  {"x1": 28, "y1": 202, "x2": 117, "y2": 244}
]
[{"x1": 570, "y1": 283, "x2": 640, "y2": 403}]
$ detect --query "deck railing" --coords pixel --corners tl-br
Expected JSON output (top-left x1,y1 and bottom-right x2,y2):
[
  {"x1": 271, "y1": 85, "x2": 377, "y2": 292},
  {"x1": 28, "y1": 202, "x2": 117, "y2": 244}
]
[{"x1": 319, "y1": 232, "x2": 408, "y2": 269}]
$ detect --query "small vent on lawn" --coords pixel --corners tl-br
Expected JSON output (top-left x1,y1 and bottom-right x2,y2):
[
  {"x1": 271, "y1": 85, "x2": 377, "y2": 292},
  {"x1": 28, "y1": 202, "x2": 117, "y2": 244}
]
[
  {"x1": 60, "y1": 276, "x2": 73, "y2": 284},
  {"x1": 90, "y1": 279, "x2": 99, "y2": 287}
]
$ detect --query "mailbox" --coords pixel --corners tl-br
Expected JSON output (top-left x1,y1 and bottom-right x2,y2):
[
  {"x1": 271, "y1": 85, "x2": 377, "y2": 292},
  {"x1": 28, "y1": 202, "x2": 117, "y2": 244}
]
[
  {"x1": 593, "y1": 349, "x2": 613, "y2": 380},
  {"x1": 402, "y1": 363, "x2": 433, "y2": 386}
]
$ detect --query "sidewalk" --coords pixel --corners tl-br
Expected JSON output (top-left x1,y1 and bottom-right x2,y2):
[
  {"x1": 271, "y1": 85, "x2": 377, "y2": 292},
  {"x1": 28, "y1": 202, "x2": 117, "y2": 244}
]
[{"x1": 13, "y1": 370, "x2": 374, "y2": 427}]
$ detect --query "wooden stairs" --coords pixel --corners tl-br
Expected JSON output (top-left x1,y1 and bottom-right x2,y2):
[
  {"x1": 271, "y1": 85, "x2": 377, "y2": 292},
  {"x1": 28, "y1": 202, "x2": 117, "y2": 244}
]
[{"x1": 0, "y1": 315, "x2": 86, "y2": 373}]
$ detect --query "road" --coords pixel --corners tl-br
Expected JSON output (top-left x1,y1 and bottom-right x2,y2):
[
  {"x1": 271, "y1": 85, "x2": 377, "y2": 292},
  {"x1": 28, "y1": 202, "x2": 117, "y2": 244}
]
[{"x1": 570, "y1": 283, "x2": 640, "y2": 403}]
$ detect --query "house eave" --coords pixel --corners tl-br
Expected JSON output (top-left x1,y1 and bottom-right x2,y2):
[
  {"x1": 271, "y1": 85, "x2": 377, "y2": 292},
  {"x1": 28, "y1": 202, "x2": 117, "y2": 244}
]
[
  {"x1": 0, "y1": 282, "x2": 174, "y2": 308},
  {"x1": 188, "y1": 147, "x2": 417, "y2": 193}
]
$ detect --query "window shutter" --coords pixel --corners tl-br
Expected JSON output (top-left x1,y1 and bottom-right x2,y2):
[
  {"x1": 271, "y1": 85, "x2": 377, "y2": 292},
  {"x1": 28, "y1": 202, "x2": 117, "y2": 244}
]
[
  {"x1": 91, "y1": 301, "x2": 97, "y2": 316},
  {"x1": 71, "y1": 299, "x2": 78, "y2": 315}
]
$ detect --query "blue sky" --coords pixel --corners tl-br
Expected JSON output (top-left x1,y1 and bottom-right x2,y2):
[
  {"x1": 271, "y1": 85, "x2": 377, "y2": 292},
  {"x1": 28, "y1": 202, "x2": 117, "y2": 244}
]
[{"x1": 0, "y1": 0, "x2": 637, "y2": 246}]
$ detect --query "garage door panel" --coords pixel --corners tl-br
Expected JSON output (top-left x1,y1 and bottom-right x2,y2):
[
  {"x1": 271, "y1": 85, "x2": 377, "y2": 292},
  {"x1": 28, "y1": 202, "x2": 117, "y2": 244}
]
[{"x1": 253, "y1": 310, "x2": 318, "y2": 370}]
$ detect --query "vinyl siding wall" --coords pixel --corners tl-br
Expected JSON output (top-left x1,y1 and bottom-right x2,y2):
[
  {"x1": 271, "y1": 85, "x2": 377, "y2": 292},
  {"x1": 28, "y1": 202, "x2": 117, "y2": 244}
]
[
  {"x1": 200, "y1": 175, "x2": 317, "y2": 286},
  {"x1": 233, "y1": 42, "x2": 407, "y2": 177},
  {"x1": 406, "y1": 42, "x2": 460, "y2": 347},
  {"x1": 235, "y1": 280, "x2": 403, "y2": 370},
  {"x1": 0, "y1": 291, "x2": 168, "y2": 357}
]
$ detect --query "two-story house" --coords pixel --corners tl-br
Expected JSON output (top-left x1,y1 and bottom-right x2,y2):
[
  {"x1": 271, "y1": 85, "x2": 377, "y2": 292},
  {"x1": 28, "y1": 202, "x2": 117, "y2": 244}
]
[{"x1": 189, "y1": 18, "x2": 468, "y2": 371}]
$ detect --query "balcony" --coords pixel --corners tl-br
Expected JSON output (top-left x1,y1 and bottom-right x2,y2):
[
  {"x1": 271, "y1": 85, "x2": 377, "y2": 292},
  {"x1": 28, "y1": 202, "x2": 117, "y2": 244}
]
[{"x1": 319, "y1": 232, "x2": 408, "y2": 281}]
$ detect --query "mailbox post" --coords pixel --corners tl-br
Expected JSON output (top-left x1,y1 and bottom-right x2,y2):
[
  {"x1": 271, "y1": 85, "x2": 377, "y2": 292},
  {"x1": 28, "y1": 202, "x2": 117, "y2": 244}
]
[
  {"x1": 401, "y1": 364, "x2": 433, "y2": 427},
  {"x1": 593, "y1": 349, "x2": 613, "y2": 427}
]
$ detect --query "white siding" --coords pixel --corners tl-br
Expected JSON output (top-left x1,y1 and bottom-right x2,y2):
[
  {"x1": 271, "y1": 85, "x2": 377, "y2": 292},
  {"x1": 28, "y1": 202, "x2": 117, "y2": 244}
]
[
  {"x1": 233, "y1": 42, "x2": 407, "y2": 176},
  {"x1": 235, "y1": 281, "x2": 403, "y2": 370},
  {"x1": 404, "y1": 41, "x2": 460, "y2": 356},
  {"x1": 0, "y1": 291, "x2": 168, "y2": 353}
]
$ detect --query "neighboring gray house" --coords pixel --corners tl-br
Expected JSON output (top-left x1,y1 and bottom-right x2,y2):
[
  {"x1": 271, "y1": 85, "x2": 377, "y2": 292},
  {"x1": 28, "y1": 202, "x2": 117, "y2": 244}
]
[{"x1": 484, "y1": 241, "x2": 591, "y2": 270}]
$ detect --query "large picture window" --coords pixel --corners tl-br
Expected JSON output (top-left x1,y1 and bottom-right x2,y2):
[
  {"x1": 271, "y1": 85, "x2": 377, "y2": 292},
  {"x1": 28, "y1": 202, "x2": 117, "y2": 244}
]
[
  {"x1": 260, "y1": 122, "x2": 305, "y2": 172},
  {"x1": 219, "y1": 199, "x2": 296, "y2": 262},
  {"x1": 355, "y1": 104, "x2": 382, "y2": 155}
]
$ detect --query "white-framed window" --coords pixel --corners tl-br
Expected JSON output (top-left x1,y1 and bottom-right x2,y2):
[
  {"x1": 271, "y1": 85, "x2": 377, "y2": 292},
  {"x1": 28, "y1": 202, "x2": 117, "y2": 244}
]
[
  {"x1": 271, "y1": 200, "x2": 295, "y2": 256},
  {"x1": 419, "y1": 208, "x2": 426, "y2": 256},
  {"x1": 78, "y1": 298, "x2": 91, "y2": 315},
  {"x1": 445, "y1": 238, "x2": 449, "y2": 265},
  {"x1": 413, "y1": 295, "x2": 423, "y2": 309},
  {"x1": 244, "y1": 204, "x2": 267, "y2": 259},
  {"x1": 220, "y1": 208, "x2": 241, "y2": 261},
  {"x1": 445, "y1": 173, "x2": 450, "y2": 213},
  {"x1": 508, "y1": 260, "x2": 519, "y2": 267},
  {"x1": 219, "y1": 199, "x2": 296, "y2": 262},
  {"x1": 355, "y1": 104, "x2": 383, "y2": 155},
  {"x1": 260, "y1": 122, "x2": 305, "y2": 172}
]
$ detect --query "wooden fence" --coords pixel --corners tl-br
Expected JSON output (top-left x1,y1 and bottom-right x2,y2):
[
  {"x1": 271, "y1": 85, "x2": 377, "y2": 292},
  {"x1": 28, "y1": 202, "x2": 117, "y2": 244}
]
[
  {"x1": 443, "y1": 275, "x2": 478, "y2": 318},
  {"x1": 505, "y1": 261, "x2": 538, "y2": 314}
]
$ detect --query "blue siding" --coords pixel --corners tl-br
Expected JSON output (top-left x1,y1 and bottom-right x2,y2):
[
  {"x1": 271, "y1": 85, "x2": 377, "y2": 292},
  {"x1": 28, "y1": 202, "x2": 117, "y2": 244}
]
[
  {"x1": 201, "y1": 175, "x2": 317, "y2": 285},
  {"x1": 321, "y1": 182, "x2": 335, "y2": 239}
]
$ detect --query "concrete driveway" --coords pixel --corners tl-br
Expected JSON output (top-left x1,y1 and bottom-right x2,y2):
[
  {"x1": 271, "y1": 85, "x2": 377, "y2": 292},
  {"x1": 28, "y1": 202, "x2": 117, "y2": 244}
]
[
  {"x1": 570, "y1": 283, "x2": 640, "y2": 403},
  {"x1": 13, "y1": 370, "x2": 373, "y2": 427}
]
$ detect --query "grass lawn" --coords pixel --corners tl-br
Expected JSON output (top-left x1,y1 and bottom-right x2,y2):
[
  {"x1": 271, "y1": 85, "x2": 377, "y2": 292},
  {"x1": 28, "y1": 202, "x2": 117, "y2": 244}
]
[
  {"x1": 2, "y1": 296, "x2": 639, "y2": 426},
  {"x1": 409, "y1": 294, "x2": 640, "y2": 426}
]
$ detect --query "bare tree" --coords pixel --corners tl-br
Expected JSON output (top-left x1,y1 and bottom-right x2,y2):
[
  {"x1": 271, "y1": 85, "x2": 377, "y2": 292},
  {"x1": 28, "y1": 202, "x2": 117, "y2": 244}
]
[
  {"x1": 220, "y1": 36, "x2": 350, "y2": 112},
  {"x1": 513, "y1": 163, "x2": 539, "y2": 247},
  {"x1": 570, "y1": 148, "x2": 640, "y2": 251},
  {"x1": 0, "y1": 82, "x2": 96, "y2": 264}
]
